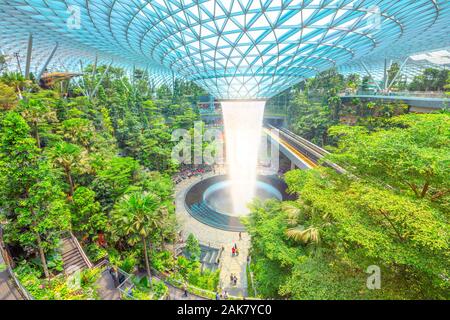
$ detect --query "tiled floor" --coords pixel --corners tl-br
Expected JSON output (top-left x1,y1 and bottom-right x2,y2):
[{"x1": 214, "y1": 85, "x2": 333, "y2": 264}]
[{"x1": 175, "y1": 171, "x2": 251, "y2": 297}]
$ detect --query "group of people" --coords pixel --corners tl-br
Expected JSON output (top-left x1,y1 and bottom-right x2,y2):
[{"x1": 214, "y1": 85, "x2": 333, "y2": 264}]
[
  {"x1": 215, "y1": 289, "x2": 229, "y2": 300},
  {"x1": 173, "y1": 166, "x2": 213, "y2": 184}
]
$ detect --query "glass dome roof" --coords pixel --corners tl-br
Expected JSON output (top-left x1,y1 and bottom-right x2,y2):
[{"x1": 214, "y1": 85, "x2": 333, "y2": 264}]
[{"x1": 1, "y1": 0, "x2": 449, "y2": 99}]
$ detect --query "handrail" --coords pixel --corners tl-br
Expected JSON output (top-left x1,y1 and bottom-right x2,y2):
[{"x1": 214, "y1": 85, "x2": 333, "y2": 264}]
[
  {"x1": 9, "y1": 265, "x2": 34, "y2": 300},
  {"x1": 68, "y1": 231, "x2": 93, "y2": 269},
  {"x1": 116, "y1": 268, "x2": 169, "y2": 300},
  {"x1": 153, "y1": 267, "x2": 259, "y2": 300},
  {"x1": 247, "y1": 256, "x2": 258, "y2": 298},
  {"x1": 93, "y1": 258, "x2": 109, "y2": 269}
]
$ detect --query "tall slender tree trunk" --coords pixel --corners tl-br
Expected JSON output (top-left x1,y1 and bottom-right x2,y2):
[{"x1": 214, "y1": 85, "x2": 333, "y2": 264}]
[
  {"x1": 35, "y1": 232, "x2": 51, "y2": 282},
  {"x1": 65, "y1": 168, "x2": 74, "y2": 197},
  {"x1": 33, "y1": 123, "x2": 41, "y2": 148},
  {"x1": 36, "y1": 131, "x2": 41, "y2": 149},
  {"x1": 142, "y1": 236, "x2": 153, "y2": 291},
  {"x1": 31, "y1": 208, "x2": 50, "y2": 283}
]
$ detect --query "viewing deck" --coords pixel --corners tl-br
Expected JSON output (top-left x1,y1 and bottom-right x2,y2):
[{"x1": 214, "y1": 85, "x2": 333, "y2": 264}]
[{"x1": 340, "y1": 93, "x2": 448, "y2": 112}]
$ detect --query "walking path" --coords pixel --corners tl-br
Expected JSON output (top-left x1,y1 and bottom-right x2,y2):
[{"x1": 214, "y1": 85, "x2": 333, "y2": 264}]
[
  {"x1": 219, "y1": 239, "x2": 250, "y2": 297},
  {"x1": 97, "y1": 270, "x2": 121, "y2": 300},
  {"x1": 0, "y1": 250, "x2": 23, "y2": 300},
  {"x1": 175, "y1": 171, "x2": 251, "y2": 298}
]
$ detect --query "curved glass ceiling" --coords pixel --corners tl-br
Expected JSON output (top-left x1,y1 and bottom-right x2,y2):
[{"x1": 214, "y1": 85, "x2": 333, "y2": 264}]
[{"x1": 1, "y1": 0, "x2": 450, "y2": 99}]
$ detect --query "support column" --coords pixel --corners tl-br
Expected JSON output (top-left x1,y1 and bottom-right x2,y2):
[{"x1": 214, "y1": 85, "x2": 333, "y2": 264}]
[
  {"x1": 361, "y1": 62, "x2": 383, "y2": 92},
  {"x1": 387, "y1": 57, "x2": 409, "y2": 90},
  {"x1": 37, "y1": 42, "x2": 59, "y2": 81},
  {"x1": 25, "y1": 33, "x2": 33, "y2": 79},
  {"x1": 291, "y1": 161, "x2": 296, "y2": 170},
  {"x1": 91, "y1": 61, "x2": 112, "y2": 97},
  {"x1": 14, "y1": 53, "x2": 23, "y2": 75}
]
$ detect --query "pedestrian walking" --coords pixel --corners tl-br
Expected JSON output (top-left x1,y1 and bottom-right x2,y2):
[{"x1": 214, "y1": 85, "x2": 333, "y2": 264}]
[
  {"x1": 232, "y1": 246, "x2": 236, "y2": 257},
  {"x1": 239, "y1": 232, "x2": 242, "y2": 240},
  {"x1": 183, "y1": 283, "x2": 188, "y2": 297}
]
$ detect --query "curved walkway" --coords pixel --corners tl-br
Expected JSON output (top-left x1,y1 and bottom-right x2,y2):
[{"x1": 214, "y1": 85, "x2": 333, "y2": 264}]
[
  {"x1": 175, "y1": 171, "x2": 251, "y2": 298},
  {"x1": 0, "y1": 251, "x2": 23, "y2": 300}
]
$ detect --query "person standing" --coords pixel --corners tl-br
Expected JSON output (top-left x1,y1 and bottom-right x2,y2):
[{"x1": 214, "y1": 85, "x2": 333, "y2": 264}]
[
  {"x1": 109, "y1": 266, "x2": 119, "y2": 288},
  {"x1": 239, "y1": 232, "x2": 242, "y2": 241},
  {"x1": 232, "y1": 246, "x2": 236, "y2": 257}
]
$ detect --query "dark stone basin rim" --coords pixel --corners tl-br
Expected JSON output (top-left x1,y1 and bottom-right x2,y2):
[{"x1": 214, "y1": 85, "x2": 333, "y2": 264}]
[{"x1": 184, "y1": 175, "x2": 291, "y2": 232}]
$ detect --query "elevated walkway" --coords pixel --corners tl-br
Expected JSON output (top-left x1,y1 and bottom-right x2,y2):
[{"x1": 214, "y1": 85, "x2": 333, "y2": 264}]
[{"x1": 340, "y1": 94, "x2": 448, "y2": 112}]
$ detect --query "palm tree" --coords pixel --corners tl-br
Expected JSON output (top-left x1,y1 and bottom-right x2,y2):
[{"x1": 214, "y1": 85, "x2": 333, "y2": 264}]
[
  {"x1": 48, "y1": 142, "x2": 83, "y2": 196},
  {"x1": 111, "y1": 192, "x2": 167, "y2": 290},
  {"x1": 286, "y1": 225, "x2": 321, "y2": 245},
  {"x1": 282, "y1": 201, "x2": 330, "y2": 250}
]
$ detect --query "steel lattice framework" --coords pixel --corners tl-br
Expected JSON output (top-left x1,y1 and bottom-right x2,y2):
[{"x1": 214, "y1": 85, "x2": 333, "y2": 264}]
[{"x1": 1, "y1": 0, "x2": 449, "y2": 99}]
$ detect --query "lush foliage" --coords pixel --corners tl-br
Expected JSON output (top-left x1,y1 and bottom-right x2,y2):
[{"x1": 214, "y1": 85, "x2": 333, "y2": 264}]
[
  {"x1": 282, "y1": 69, "x2": 408, "y2": 146},
  {"x1": 185, "y1": 233, "x2": 201, "y2": 261},
  {"x1": 15, "y1": 262, "x2": 102, "y2": 300},
  {"x1": 246, "y1": 113, "x2": 449, "y2": 300},
  {"x1": 0, "y1": 66, "x2": 203, "y2": 298}
]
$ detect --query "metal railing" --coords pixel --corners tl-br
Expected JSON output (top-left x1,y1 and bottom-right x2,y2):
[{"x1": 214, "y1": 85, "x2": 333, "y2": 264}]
[
  {"x1": 67, "y1": 231, "x2": 93, "y2": 269},
  {"x1": 247, "y1": 256, "x2": 258, "y2": 298},
  {"x1": 341, "y1": 91, "x2": 449, "y2": 99},
  {"x1": 116, "y1": 268, "x2": 169, "y2": 300}
]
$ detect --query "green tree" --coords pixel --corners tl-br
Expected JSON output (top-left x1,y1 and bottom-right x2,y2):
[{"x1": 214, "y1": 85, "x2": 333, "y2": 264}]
[
  {"x1": 328, "y1": 113, "x2": 450, "y2": 201},
  {"x1": 19, "y1": 98, "x2": 57, "y2": 148},
  {"x1": 48, "y1": 142, "x2": 87, "y2": 197},
  {"x1": 71, "y1": 187, "x2": 106, "y2": 236},
  {"x1": 0, "y1": 83, "x2": 18, "y2": 110},
  {"x1": 92, "y1": 156, "x2": 139, "y2": 209},
  {"x1": 111, "y1": 192, "x2": 168, "y2": 289},
  {"x1": 0, "y1": 112, "x2": 70, "y2": 280},
  {"x1": 60, "y1": 118, "x2": 94, "y2": 150},
  {"x1": 246, "y1": 113, "x2": 449, "y2": 299},
  {"x1": 14, "y1": 169, "x2": 71, "y2": 281},
  {"x1": 186, "y1": 233, "x2": 201, "y2": 261},
  {"x1": 287, "y1": 89, "x2": 334, "y2": 146}
]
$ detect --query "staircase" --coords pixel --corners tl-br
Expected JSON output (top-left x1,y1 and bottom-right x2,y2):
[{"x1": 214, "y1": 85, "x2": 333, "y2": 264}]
[
  {"x1": 61, "y1": 234, "x2": 92, "y2": 275},
  {"x1": 189, "y1": 202, "x2": 246, "y2": 232}
]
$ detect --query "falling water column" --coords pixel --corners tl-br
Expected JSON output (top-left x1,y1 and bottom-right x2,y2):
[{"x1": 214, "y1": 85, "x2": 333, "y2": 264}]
[{"x1": 221, "y1": 100, "x2": 266, "y2": 215}]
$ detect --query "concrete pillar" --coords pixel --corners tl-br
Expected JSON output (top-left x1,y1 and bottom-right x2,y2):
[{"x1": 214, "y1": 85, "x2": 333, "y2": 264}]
[
  {"x1": 25, "y1": 33, "x2": 33, "y2": 79},
  {"x1": 291, "y1": 162, "x2": 296, "y2": 170}
]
